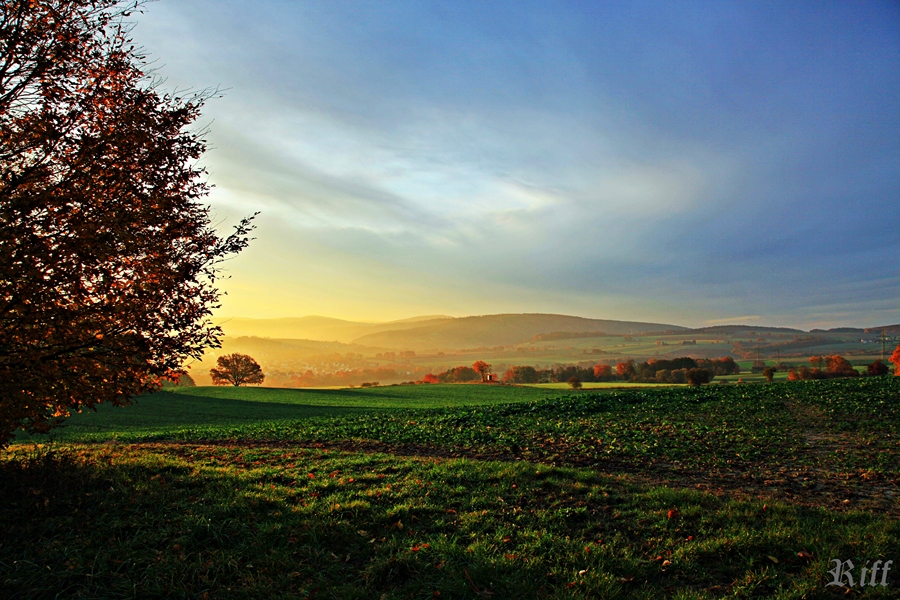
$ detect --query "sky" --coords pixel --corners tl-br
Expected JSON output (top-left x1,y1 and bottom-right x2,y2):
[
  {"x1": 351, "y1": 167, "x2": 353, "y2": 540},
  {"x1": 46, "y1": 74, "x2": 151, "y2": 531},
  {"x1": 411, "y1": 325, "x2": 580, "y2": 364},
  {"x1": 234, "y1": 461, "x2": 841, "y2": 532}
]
[{"x1": 132, "y1": 0, "x2": 900, "y2": 329}]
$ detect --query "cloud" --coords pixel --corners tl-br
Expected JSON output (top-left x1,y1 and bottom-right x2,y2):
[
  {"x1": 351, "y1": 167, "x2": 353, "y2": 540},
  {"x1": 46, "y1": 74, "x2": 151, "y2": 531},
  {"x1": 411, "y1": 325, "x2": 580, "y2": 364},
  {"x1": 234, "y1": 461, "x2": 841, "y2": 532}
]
[{"x1": 131, "y1": 0, "x2": 900, "y2": 327}]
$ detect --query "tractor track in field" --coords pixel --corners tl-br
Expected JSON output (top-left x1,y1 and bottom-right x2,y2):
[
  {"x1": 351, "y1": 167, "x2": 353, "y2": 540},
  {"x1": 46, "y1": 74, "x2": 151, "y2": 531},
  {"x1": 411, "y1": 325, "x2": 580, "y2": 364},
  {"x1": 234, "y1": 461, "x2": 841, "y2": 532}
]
[{"x1": 139, "y1": 438, "x2": 900, "y2": 516}]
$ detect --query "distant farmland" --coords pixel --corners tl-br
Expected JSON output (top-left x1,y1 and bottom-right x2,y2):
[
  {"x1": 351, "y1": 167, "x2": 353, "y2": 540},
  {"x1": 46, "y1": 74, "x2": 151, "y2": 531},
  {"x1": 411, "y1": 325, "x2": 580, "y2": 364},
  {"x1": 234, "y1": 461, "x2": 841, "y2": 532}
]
[{"x1": 189, "y1": 316, "x2": 895, "y2": 387}]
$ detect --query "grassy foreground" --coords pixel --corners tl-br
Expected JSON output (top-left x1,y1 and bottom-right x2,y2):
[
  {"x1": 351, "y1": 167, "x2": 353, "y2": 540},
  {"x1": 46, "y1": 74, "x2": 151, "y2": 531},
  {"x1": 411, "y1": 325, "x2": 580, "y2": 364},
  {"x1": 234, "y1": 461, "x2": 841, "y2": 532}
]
[
  {"x1": 3, "y1": 378, "x2": 899, "y2": 598},
  {"x1": 3, "y1": 444, "x2": 898, "y2": 599}
]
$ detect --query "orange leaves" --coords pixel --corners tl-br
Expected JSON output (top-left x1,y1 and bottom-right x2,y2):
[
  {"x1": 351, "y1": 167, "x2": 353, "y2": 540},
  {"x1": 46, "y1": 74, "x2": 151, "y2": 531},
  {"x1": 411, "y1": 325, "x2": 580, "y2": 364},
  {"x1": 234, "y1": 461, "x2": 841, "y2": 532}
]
[
  {"x1": 472, "y1": 361, "x2": 492, "y2": 382},
  {"x1": 593, "y1": 364, "x2": 612, "y2": 378},
  {"x1": 0, "y1": 0, "x2": 256, "y2": 447},
  {"x1": 891, "y1": 344, "x2": 900, "y2": 374}
]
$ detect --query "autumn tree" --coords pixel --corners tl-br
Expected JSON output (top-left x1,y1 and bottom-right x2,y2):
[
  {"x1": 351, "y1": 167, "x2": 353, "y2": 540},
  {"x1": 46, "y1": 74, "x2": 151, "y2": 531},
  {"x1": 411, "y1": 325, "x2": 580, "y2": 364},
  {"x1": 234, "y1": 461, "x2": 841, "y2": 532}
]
[
  {"x1": 567, "y1": 376, "x2": 582, "y2": 390},
  {"x1": 825, "y1": 355, "x2": 857, "y2": 377},
  {"x1": 616, "y1": 360, "x2": 636, "y2": 381},
  {"x1": 762, "y1": 366, "x2": 776, "y2": 382},
  {"x1": 891, "y1": 344, "x2": 900, "y2": 376},
  {"x1": 438, "y1": 366, "x2": 480, "y2": 383},
  {"x1": 0, "y1": 1, "x2": 255, "y2": 446},
  {"x1": 593, "y1": 364, "x2": 613, "y2": 380},
  {"x1": 473, "y1": 360, "x2": 492, "y2": 382},
  {"x1": 867, "y1": 360, "x2": 889, "y2": 376},
  {"x1": 209, "y1": 354, "x2": 264, "y2": 387}
]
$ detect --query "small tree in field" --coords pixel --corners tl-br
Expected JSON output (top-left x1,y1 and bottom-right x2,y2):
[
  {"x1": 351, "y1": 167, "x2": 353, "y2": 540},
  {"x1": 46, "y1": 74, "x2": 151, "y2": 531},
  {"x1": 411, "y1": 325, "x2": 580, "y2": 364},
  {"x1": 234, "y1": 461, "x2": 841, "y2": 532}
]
[
  {"x1": 210, "y1": 354, "x2": 265, "y2": 386},
  {"x1": 825, "y1": 355, "x2": 857, "y2": 377},
  {"x1": 567, "y1": 376, "x2": 582, "y2": 390},
  {"x1": 867, "y1": 360, "x2": 889, "y2": 376},
  {"x1": 762, "y1": 366, "x2": 777, "y2": 382},
  {"x1": 686, "y1": 368, "x2": 711, "y2": 386}
]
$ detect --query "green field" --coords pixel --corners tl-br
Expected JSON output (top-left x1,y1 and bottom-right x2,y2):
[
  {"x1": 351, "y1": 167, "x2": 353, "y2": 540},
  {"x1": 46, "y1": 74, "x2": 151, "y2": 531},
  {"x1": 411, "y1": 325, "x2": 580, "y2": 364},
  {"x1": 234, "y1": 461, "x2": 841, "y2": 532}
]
[
  {"x1": 16, "y1": 384, "x2": 561, "y2": 443},
  {"x1": 4, "y1": 378, "x2": 899, "y2": 597}
]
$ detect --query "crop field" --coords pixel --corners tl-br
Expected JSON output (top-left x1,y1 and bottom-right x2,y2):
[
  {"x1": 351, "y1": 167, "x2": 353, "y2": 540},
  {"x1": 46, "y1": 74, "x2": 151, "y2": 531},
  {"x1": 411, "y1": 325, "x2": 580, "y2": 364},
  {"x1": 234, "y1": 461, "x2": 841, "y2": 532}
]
[
  {"x1": 3, "y1": 378, "x2": 899, "y2": 598},
  {"x1": 15, "y1": 385, "x2": 560, "y2": 444},
  {"x1": 524, "y1": 382, "x2": 681, "y2": 390}
]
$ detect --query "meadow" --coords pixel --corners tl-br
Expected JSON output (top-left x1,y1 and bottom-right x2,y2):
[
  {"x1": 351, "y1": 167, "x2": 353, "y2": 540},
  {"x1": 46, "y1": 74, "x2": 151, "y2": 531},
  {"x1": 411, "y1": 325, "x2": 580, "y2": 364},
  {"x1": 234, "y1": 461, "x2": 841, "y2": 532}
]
[{"x1": 3, "y1": 378, "x2": 899, "y2": 598}]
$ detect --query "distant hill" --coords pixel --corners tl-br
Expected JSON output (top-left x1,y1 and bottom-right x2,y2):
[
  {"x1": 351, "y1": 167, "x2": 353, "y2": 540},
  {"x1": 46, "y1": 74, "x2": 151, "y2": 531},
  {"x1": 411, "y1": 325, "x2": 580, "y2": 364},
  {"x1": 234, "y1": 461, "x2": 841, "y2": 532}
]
[
  {"x1": 218, "y1": 315, "x2": 454, "y2": 343},
  {"x1": 685, "y1": 325, "x2": 806, "y2": 335},
  {"x1": 214, "y1": 313, "x2": 894, "y2": 354},
  {"x1": 351, "y1": 313, "x2": 685, "y2": 351},
  {"x1": 863, "y1": 324, "x2": 900, "y2": 334}
]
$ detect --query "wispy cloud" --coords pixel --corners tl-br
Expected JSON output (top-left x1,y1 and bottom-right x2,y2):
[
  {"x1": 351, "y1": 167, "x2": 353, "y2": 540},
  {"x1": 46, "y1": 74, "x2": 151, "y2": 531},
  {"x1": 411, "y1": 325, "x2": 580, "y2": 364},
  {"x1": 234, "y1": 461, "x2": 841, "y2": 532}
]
[{"x1": 133, "y1": 0, "x2": 900, "y2": 327}]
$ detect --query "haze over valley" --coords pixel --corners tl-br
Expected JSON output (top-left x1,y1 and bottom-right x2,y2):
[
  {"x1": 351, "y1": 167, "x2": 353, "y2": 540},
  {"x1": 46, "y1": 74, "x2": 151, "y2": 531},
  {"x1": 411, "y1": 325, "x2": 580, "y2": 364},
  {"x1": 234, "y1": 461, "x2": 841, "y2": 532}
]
[{"x1": 187, "y1": 312, "x2": 900, "y2": 386}]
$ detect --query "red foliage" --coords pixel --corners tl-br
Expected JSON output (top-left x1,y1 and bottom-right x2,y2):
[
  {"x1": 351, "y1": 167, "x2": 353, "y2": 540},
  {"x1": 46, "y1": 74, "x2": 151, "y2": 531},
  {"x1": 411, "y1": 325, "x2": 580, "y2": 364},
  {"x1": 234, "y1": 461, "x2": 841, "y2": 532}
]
[
  {"x1": 472, "y1": 361, "x2": 492, "y2": 382},
  {"x1": 825, "y1": 355, "x2": 857, "y2": 377},
  {"x1": 616, "y1": 360, "x2": 636, "y2": 380},
  {"x1": 0, "y1": 1, "x2": 254, "y2": 445},
  {"x1": 593, "y1": 364, "x2": 613, "y2": 378},
  {"x1": 422, "y1": 373, "x2": 439, "y2": 384},
  {"x1": 891, "y1": 344, "x2": 900, "y2": 375}
]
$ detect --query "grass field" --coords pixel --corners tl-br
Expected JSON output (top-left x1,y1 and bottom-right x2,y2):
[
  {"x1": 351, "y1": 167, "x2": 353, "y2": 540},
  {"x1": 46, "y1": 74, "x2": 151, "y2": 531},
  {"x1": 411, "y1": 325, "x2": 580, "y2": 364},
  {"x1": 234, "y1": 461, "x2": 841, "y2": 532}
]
[
  {"x1": 15, "y1": 384, "x2": 561, "y2": 444},
  {"x1": 3, "y1": 378, "x2": 899, "y2": 598}
]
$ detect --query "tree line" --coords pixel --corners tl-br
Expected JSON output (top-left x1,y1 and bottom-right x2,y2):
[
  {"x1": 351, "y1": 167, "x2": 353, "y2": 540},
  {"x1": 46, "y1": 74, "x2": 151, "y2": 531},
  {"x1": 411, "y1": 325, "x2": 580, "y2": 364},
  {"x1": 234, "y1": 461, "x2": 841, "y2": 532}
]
[
  {"x1": 420, "y1": 356, "x2": 741, "y2": 386},
  {"x1": 786, "y1": 354, "x2": 892, "y2": 380}
]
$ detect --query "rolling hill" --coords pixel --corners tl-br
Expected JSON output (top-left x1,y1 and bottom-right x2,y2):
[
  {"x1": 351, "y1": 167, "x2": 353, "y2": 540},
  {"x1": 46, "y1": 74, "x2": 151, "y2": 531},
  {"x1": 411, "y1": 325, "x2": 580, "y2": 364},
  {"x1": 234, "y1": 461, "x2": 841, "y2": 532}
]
[
  {"x1": 218, "y1": 315, "x2": 453, "y2": 343},
  {"x1": 350, "y1": 313, "x2": 685, "y2": 351}
]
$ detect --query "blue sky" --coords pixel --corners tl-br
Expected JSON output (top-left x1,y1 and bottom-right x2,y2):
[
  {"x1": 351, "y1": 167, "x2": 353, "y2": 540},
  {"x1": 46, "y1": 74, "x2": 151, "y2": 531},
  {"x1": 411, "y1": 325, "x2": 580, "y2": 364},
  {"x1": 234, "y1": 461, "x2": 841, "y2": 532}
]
[{"x1": 133, "y1": 0, "x2": 900, "y2": 328}]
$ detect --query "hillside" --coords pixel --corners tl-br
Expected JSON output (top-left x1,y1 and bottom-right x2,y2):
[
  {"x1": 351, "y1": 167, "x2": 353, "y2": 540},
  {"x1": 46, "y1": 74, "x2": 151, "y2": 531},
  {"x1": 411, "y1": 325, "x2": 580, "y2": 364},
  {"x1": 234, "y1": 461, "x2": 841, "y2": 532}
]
[
  {"x1": 218, "y1": 315, "x2": 453, "y2": 343},
  {"x1": 685, "y1": 325, "x2": 805, "y2": 335},
  {"x1": 351, "y1": 313, "x2": 685, "y2": 351}
]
